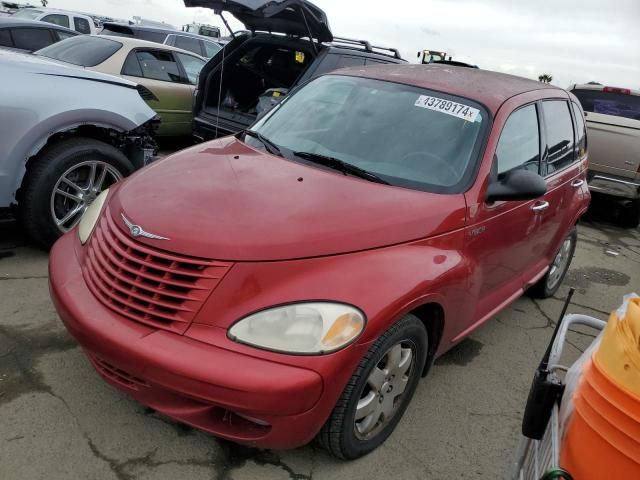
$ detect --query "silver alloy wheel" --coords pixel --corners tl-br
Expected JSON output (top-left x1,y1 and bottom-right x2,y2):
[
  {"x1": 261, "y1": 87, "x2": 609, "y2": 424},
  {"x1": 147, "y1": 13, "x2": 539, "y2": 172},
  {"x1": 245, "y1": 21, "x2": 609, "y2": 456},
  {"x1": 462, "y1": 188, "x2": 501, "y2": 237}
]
[
  {"x1": 50, "y1": 160, "x2": 122, "y2": 233},
  {"x1": 546, "y1": 236, "x2": 573, "y2": 290},
  {"x1": 354, "y1": 342, "x2": 415, "y2": 440}
]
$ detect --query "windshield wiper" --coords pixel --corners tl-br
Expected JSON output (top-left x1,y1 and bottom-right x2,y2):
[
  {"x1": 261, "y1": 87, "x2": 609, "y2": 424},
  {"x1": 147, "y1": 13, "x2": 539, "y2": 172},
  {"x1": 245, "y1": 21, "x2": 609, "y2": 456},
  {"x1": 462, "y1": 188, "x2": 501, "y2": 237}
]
[
  {"x1": 294, "y1": 151, "x2": 390, "y2": 185},
  {"x1": 242, "y1": 130, "x2": 283, "y2": 157}
]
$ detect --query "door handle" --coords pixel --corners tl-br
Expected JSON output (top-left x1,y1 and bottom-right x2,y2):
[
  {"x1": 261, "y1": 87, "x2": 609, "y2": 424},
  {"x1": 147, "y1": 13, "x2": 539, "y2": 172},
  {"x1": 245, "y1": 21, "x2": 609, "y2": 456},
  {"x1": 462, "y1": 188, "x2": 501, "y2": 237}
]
[
  {"x1": 571, "y1": 180, "x2": 585, "y2": 188},
  {"x1": 532, "y1": 201, "x2": 550, "y2": 212}
]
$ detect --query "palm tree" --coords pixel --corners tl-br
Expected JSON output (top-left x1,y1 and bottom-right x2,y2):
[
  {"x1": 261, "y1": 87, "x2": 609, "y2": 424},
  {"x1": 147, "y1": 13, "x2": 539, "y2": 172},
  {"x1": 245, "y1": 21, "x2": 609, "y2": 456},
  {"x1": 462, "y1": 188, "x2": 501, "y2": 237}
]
[
  {"x1": 538, "y1": 74, "x2": 553, "y2": 84},
  {"x1": 41, "y1": 0, "x2": 49, "y2": 6}
]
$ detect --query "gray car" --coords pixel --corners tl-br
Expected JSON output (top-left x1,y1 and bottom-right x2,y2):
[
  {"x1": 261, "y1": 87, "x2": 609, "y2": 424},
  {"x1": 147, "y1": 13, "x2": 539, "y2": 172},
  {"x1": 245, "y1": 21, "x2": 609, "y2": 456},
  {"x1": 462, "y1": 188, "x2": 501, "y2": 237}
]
[{"x1": 0, "y1": 48, "x2": 158, "y2": 248}]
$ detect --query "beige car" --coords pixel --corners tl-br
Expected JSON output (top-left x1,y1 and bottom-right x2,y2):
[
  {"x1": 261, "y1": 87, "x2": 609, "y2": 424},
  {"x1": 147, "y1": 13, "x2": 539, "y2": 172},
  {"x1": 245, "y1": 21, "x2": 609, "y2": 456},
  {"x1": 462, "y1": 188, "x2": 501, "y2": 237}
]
[
  {"x1": 570, "y1": 84, "x2": 640, "y2": 227},
  {"x1": 37, "y1": 35, "x2": 207, "y2": 137}
]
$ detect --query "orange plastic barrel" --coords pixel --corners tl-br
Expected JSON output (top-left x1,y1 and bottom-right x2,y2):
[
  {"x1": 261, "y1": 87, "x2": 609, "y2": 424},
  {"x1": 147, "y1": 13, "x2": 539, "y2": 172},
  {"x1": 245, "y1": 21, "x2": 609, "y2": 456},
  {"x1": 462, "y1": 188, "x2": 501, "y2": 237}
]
[{"x1": 560, "y1": 360, "x2": 640, "y2": 478}]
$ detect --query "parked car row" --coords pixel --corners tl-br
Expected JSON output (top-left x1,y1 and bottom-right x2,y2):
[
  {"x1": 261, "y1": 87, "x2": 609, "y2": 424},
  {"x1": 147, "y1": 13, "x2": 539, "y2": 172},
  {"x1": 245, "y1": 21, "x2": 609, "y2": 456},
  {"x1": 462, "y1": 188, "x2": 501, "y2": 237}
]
[
  {"x1": 100, "y1": 22, "x2": 223, "y2": 59},
  {"x1": 0, "y1": 0, "x2": 407, "y2": 248},
  {"x1": 36, "y1": 35, "x2": 207, "y2": 137}
]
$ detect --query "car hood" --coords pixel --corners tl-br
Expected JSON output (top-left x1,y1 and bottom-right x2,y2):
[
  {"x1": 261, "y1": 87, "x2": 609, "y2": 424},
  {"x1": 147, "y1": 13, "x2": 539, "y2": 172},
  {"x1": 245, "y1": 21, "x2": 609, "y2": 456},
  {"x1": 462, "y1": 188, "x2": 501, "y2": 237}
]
[
  {"x1": 110, "y1": 137, "x2": 466, "y2": 261},
  {"x1": 0, "y1": 48, "x2": 137, "y2": 88},
  {"x1": 183, "y1": 0, "x2": 332, "y2": 43}
]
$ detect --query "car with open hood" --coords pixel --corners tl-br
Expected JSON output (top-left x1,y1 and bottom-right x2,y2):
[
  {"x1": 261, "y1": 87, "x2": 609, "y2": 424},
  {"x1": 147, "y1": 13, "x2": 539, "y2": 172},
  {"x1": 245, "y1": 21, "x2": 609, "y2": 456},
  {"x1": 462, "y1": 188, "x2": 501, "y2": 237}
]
[
  {"x1": 0, "y1": 48, "x2": 158, "y2": 248},
  {"x1": 186, "y1": 0, "x2": 405, "y2": 140},
  {"x1": 49, "y1": 64, "x2": 590, "y2": 458},
  {"x1": 37, "y1": 35, "x2": 207, "y2": 137}
]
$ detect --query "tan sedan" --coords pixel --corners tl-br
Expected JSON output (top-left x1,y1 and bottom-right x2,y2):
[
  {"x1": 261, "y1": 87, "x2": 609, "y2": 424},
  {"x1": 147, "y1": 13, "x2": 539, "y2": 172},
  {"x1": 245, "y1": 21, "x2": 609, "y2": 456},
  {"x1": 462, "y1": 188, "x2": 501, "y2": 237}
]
[{"x1": 37, "y1": 35, "x2": 207, "y2": 137}]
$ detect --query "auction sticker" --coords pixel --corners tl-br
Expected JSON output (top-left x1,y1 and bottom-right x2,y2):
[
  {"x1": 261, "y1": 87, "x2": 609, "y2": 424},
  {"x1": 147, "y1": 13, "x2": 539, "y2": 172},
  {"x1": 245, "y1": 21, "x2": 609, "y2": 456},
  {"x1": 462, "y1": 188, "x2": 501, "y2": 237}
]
[{"x1": 415, "y1": 95, "x2": 480, "y2": 122}]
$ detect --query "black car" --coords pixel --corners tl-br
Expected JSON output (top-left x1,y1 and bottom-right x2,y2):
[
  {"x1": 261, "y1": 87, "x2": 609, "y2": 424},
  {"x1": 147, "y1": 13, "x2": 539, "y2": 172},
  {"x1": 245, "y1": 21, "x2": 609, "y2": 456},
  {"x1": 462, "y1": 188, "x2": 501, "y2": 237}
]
[
  {"x1": 187, "y1": 0, "x2": 406, "y2": 140},
  {"x1": 100, "y1": 22, "x2": 222, "y2": 58},
  {"x1": 0, "y1": 17, "x2": 78, "y2": 52}
]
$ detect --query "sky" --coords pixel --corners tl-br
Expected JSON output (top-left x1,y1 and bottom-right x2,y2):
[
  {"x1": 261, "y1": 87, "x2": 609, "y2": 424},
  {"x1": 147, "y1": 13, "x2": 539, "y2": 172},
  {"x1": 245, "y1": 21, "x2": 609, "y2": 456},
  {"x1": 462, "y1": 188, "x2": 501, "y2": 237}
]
[{"x1": 47, "y1": 0, "x2": 639, "y2": 88}]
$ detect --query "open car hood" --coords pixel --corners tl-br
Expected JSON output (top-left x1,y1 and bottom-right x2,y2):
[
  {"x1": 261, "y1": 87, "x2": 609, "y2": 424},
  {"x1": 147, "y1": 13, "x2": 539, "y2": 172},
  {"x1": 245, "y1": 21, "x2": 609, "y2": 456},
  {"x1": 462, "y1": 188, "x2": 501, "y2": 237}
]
[{"x1": 183, "y1": 0, "x2": 332, "y2": 43}]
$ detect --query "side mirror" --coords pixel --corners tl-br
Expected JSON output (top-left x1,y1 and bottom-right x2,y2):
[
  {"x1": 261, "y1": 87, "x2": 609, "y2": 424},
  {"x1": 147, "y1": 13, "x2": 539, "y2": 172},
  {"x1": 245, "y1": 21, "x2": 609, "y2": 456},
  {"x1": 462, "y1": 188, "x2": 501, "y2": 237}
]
[{"x1": 486, "y1": 169, "x2": 547, "y2": 203}]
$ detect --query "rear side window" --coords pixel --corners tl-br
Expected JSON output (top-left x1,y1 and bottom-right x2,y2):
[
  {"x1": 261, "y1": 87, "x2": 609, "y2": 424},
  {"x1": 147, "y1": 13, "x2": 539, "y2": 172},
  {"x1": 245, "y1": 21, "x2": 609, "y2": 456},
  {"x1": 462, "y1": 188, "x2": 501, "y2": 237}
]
[
  {"x1": 37, "y1": 36, "x2": 122, "y2": 66},
  {"x1": 74, "y1": 17, "x2": 91, "y2": 34},
  {"x1": 122, "y1": 51, "x2": 143, "y2": 77},
  {"x1": 336, "y1": 55, "x2": 366, "y2": 68},
  {"x1": 137, "y1": 30, "x2": 167, "y2": 44},
  {"x1": 573, "y1": 89, "x2": 640, "y2": 121},
  {"x1": 175, "y1": 52, "x2": 205, "y2": 84},
  {"x1": 542, "y1": 101, "x2": 575, "y2": 175},
  {"x1": 100, "y1": 26, "x2": 133, "y2": 38},
  {"x1": 135, "y1": 50, "x2": 182, "y2": 82},
  {"x1": 11, "y1": 27, "x2": 53, "y2": 51},
  {"x1": 0, "y1": 29, "x2": 12, "y2": 47},
  {"x1": 42, "y1": 14, "x2": 69, "y2": 28},
  {"x1": 173, "y1": 35, "x2": 202, "y2": 55},
  {"x1": 366, "y1": 58, "x2": 392, "y2": 65},
  {"x1": 203, "y1": 40, "x2": 221, "y2": 58},
  {"x1": 572, "y1": 102, "x2": 587, "y2": 158},
  {"x1": 495, "y1": 104, "x2": 540, "y2": 175}
]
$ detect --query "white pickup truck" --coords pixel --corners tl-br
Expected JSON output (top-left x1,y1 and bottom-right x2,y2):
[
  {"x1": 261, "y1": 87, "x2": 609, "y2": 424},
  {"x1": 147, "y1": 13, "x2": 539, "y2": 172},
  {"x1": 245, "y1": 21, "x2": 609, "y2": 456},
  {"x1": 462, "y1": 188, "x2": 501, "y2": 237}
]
[{"x1": 570, "y1": 84, "x2": 640, "y2": 227}]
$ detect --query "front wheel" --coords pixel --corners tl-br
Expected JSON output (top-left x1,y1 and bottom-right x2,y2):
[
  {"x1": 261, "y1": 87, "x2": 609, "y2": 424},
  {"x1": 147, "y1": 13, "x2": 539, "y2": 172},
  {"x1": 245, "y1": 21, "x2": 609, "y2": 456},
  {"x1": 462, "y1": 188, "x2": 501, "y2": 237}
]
[
  {"x1": 19, "y1": 137, "x2": 133, "y2": 249},
  {"x1": 530, "y1": 227, "x2": 577, "y2": 298},
  {"x1": 318, "y1": 315, "x2": 428, "y2": 459}
]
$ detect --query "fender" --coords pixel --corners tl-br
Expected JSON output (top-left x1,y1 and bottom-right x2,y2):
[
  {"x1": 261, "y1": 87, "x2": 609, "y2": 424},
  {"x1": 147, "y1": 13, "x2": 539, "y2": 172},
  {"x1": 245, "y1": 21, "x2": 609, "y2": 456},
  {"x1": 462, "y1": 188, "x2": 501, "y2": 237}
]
[
  {"x1": 0, "y1": 62, "x2": 156, "y2": 209},
  {"x1": 4, "y1": 113, "x2": 138, "y2": 207},
  {"x1": 194, "y1": 230, "x2": 471, "y2": 360}
]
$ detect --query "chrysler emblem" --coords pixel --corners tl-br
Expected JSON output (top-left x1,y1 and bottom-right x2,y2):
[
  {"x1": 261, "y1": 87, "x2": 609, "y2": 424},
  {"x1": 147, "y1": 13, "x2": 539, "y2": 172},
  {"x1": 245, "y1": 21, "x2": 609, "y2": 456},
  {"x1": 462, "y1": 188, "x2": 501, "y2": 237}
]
[{"x1": 121, "y1": 214, "x2": 169, "y2": 241}]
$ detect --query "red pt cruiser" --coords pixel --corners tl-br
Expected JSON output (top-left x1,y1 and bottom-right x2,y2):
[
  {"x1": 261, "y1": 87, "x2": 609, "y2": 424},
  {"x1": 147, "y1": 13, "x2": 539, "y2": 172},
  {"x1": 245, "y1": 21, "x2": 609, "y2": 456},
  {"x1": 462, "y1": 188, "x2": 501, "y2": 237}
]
[{"x1": 49, "y1": 65, "x2": 590, "y2": 459}]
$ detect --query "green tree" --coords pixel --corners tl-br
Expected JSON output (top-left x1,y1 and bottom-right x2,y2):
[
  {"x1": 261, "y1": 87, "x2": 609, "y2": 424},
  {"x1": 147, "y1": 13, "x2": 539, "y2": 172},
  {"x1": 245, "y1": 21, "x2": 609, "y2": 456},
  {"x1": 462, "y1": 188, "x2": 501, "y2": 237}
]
[
  {"x1": 538, "y1": 74, "x2": 553, "y2": 84},
  {"x1": 41, "y1": 0, "x2": 48, "y2": 6}
]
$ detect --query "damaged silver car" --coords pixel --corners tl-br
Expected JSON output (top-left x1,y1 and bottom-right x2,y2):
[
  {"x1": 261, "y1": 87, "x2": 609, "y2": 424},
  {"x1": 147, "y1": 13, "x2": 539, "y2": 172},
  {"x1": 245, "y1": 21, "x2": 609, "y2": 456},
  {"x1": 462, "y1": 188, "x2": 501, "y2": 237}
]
[{"x1": 0, "y1": 48, "x2": 158, "y2": 248}]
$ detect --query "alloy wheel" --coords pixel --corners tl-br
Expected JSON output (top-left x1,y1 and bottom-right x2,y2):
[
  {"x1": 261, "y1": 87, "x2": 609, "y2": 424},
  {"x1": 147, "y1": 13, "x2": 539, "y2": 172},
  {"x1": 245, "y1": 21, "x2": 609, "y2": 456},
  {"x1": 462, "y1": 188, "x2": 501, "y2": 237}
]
[
  {"x1": 354, "y1": 341, "x2": 415, "y2": 440},
  {"x1": 546, "y1": 236, "x2": 574, "y2": 290},
  {"x1": 50, "y1": 160, "x2": 122, "y2": 233}
]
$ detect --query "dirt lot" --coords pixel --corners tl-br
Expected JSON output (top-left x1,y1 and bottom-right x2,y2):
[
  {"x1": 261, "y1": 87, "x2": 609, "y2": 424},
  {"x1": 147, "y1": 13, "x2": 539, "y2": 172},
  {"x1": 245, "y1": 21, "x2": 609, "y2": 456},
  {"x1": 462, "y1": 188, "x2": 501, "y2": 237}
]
[{"x1": 1, "y1": 205, "x2": 638, "y2": 480}]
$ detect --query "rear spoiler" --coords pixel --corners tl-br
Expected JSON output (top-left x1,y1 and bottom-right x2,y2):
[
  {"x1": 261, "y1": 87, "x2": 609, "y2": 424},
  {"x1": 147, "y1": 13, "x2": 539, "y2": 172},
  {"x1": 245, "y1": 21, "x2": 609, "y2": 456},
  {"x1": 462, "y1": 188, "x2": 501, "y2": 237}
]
[{"x1": 330, "y1": 36, "x2": 403, "y2": 60}]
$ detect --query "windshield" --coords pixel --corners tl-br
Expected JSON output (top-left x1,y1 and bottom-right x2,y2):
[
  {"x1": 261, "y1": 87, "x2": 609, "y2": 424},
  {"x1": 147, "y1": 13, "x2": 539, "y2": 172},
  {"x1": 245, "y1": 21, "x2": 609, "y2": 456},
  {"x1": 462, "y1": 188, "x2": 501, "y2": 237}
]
[
  {"x1": 251, "y1": 75, "x2": 489, "y2": 193},
  {"x1": 37, "y1": 36, "x2": 123, "y2": 67},
  {"x1": 573, "y1": 89, "x2": 640, "y2": 121},
  {"x1": 12, "y1": 8, "x2": 43, "y2": 19}
]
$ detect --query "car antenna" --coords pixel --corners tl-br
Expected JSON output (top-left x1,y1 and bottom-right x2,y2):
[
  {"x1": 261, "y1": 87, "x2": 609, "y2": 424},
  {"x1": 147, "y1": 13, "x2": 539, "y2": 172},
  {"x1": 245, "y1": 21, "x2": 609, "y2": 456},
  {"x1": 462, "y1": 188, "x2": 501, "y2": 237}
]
[{"x1": 216, "y1": 10, "x2": 235, "y2": 39}]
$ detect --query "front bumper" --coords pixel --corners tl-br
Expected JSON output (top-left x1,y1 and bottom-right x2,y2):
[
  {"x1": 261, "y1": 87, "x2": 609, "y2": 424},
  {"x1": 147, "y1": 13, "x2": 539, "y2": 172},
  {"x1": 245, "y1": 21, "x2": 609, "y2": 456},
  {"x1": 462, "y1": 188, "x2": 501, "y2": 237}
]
[
  {"x1": 49, "y1": 233, "x2": 340, "y2": 449},
  {"x1": 588, "y1": 172, "x2": 640, "y2": 200}
]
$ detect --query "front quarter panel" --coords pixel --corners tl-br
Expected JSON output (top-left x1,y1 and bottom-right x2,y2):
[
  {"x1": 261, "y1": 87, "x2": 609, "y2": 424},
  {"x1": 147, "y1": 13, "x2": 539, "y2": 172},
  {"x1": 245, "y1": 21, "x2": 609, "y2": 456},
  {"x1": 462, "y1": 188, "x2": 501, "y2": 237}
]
[
  {"x1": 191, "y1": 228, "x2": 470, "y2": 360},
  {"x1": 0, "y1": 69, "x2": 156, "y2": 207}
]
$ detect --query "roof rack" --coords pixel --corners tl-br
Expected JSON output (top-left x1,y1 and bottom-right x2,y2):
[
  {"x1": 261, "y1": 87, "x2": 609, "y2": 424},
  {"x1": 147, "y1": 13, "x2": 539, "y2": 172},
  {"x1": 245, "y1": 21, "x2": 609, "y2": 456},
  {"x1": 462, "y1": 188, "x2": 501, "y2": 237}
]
[{"x1": 331, "y1": 36, "x2": 403, "y2": 60}]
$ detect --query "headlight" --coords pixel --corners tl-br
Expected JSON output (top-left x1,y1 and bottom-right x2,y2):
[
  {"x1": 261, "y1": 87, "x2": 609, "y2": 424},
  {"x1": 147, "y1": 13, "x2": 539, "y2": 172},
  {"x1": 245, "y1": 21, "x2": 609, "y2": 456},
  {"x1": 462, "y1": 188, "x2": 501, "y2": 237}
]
[
  {"x1": 228, "y1": 303, "x2": 366, "y2": 355},
  {"x1": 78, "y1": 189, "x2": 109, "y2": 245}
]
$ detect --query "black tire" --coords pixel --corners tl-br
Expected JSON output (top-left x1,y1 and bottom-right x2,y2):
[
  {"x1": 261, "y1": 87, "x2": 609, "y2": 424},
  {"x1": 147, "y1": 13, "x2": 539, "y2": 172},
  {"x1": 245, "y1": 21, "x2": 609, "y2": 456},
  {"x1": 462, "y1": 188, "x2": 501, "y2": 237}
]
[
  {"x1": 19, "y1": 137, "x2": 133, "y2": 250},
  {"x1": 318, "y1": 315, "x2": 428, "y2": 460},
  {"x1": 530, "y1": 227, "x2": 578, "y2": 298},
  {"x1": 620, "y1": 201, "x2": 640, "y2": 229}
]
